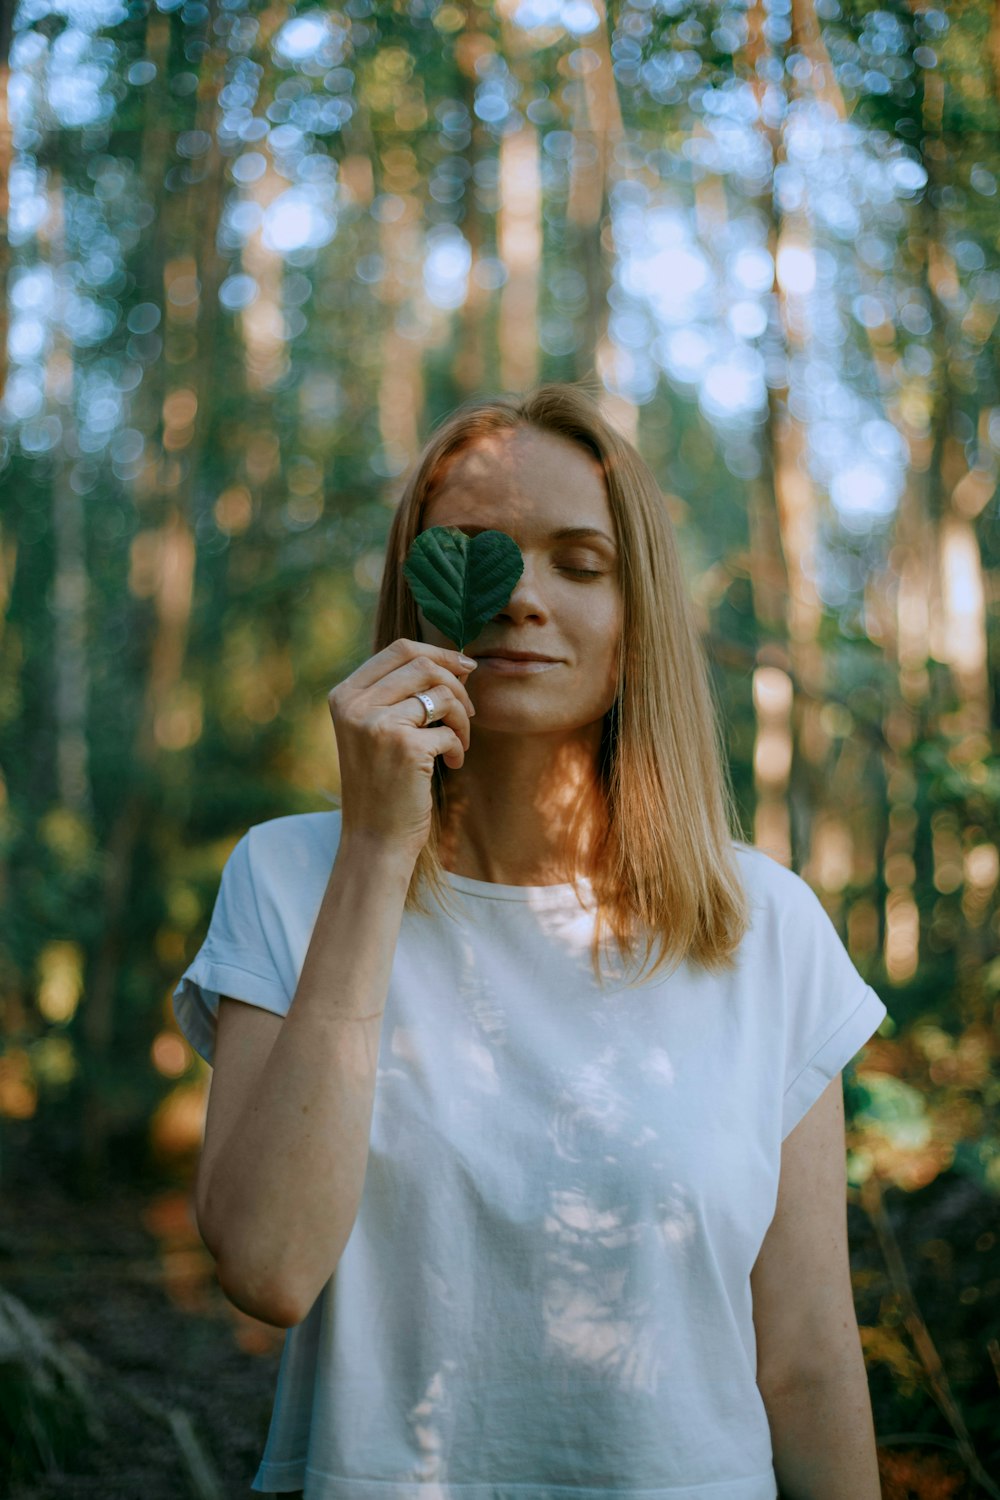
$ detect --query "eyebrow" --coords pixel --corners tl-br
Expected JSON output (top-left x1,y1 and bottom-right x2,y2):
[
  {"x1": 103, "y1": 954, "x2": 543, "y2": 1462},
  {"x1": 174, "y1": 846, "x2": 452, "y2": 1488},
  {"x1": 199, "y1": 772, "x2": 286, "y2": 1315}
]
[{"x1": 449, "y1": 524, "x2": 617, "y2": 550}]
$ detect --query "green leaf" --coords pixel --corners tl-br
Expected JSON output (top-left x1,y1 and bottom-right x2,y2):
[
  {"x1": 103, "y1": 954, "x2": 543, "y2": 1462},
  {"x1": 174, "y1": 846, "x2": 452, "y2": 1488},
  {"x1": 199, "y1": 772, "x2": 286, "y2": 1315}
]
[{"x1": 403, "y1": 526, "x2": 524, "y2": 651}]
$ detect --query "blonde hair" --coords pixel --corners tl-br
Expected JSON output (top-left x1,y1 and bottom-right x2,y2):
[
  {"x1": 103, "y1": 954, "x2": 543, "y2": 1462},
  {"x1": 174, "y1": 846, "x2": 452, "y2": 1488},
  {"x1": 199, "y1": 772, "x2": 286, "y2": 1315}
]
[{"x1": 370, "y1": 379, "x2": 753, "y2": 987}]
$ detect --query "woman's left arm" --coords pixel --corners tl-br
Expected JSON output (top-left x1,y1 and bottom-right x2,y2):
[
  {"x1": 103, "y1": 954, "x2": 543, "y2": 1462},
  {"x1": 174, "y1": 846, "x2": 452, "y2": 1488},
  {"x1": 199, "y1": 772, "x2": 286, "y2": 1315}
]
[{"x1": 750, "y1": 1074, "x2": 882, "y2": 1500}]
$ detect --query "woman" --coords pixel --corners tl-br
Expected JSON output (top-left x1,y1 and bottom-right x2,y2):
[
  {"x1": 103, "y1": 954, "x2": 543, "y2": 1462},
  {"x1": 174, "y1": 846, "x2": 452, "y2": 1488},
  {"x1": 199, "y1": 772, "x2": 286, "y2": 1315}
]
[{"x1": 174, "y1": 382, "x2": 887, "y2": 1499}]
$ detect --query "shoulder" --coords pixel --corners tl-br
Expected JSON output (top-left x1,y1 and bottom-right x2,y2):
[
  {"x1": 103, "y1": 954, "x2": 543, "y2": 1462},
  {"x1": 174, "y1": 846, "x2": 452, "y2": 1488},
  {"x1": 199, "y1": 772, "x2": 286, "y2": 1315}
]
[
  {"x1": 729, "y1": 840, "x2": 831, "y2": 927},
  {"x1": 231, "y1": 812, "x2": 343, "y2": 932},
  {"x1": 729, "y1": 841, "x2": 868, "y2": 1004},
  {"x1": 243, "y1": 809, "x2": 343, "y2": 882},
  {"x1": 246, "y1": 808, "x2": 341, "y2": 848}
]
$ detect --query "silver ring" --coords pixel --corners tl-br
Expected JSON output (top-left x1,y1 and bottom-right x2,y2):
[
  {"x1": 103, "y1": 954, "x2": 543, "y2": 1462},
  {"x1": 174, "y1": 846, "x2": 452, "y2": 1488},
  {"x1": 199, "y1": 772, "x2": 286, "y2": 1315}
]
[{"x1": 413, "y1": 691, "x2": 440, "y2": 726}]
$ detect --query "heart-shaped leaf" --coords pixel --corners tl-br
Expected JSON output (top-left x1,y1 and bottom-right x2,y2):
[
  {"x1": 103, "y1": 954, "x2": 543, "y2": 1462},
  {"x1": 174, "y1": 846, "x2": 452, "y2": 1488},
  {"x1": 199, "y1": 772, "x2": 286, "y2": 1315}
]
[{"x1": 403, "y1": 526, "x2": 524, "y2": 651}]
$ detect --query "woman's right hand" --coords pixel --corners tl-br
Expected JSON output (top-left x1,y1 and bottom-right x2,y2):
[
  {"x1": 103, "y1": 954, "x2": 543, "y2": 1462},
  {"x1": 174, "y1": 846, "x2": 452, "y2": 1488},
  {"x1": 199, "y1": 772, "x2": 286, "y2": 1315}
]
[{"x1": 328, "y1": 638, "x2": 478, "y2": 862}]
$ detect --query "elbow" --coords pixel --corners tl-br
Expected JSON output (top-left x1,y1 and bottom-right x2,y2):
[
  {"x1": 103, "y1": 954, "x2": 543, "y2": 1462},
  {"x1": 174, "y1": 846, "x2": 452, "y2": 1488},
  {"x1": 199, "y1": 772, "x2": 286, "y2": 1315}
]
[
  {"x1": 215, "y1": 1254, "x2": 304, "y2": 1329},
  {"x1": 199, "y1": 1197, "x2": 345, "y2": 1328},
  {"x1": 194, "y1": 1196, "x2": 297, "y2": 1324},
  {"x1": 194, "y1": 1202, "x2": 223, "y2": 1264},
  {"x1": 214, "y1": 1237, "x2": 337, "y2": 1328}
]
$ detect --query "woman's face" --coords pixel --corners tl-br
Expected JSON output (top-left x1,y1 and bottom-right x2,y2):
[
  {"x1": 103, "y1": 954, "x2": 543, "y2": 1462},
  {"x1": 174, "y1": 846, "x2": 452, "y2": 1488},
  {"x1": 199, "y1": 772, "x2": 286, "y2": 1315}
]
[{"x1": 415, "y1": 425, "x2": 624, "y2": 737}]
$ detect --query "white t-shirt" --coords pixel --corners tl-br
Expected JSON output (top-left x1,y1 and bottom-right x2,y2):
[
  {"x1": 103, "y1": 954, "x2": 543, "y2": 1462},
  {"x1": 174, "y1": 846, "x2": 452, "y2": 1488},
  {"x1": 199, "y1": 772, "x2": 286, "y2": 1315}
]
[{"x1": 173, "y1": 810, "x2": 887, "y2": 1500}]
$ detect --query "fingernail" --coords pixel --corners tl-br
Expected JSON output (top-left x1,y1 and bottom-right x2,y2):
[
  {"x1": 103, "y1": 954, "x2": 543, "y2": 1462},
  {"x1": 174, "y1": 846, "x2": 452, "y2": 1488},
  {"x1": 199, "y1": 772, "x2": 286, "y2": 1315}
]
[{"x1": 459, "y1": 655, "x2": 477, "y2": 668}]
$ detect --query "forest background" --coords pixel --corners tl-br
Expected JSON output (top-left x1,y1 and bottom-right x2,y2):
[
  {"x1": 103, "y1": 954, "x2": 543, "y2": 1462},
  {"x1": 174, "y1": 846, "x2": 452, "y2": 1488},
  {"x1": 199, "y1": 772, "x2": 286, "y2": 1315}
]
[{"x1": 1, "y1": 0, "x2": 999, "y2": 1495}]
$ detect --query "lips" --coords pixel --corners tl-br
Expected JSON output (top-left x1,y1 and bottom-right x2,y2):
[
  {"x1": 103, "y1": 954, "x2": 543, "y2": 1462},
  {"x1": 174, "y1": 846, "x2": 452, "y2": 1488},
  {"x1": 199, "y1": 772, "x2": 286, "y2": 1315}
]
[{"x1": 475, "y1": 652, "x2": 559, "y2": 662}]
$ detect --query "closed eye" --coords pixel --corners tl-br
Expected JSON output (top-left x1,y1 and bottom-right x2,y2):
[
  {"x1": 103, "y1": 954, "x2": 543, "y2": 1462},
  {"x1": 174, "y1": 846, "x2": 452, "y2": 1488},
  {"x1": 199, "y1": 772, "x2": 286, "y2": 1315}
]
[{"x1": 561, "y1": 568, "x2": 604, "y2": 577}]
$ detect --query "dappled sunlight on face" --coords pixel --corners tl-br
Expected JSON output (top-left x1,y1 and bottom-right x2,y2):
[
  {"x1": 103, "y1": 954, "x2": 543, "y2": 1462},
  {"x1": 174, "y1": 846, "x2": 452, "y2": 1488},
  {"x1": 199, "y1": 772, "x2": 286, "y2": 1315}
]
[
  {"x1": 412, "y1": 426, "x2": 624, "y2": 882},
  {"x1": 416, "y1": 427, "x2": 623, "y2": 732}
]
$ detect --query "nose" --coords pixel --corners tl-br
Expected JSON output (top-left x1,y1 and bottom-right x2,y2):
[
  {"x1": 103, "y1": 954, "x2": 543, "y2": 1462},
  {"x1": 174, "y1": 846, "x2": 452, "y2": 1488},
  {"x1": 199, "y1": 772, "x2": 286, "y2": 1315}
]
[{"x1": 494, "y1": 558, "x2": 549, "y2": 624}]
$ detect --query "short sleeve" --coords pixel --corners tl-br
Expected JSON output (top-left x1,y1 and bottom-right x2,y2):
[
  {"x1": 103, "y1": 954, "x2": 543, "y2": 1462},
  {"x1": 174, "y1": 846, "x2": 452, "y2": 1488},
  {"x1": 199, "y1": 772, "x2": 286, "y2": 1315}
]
[
  {"x1": 781, "y1": 876, "x2": 888, "y2": 1140},
  {"x1": 172, "y1": 829, "x2": 291, "y2": 1067}
]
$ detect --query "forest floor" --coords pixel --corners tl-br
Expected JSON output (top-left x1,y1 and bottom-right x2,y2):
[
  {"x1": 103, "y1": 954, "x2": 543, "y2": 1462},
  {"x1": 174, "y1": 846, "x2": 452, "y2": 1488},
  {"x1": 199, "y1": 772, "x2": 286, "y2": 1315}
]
[
  {"x1": 0, "y1": 1170, "x2": 284, "y2": 1500},
  {"x1": 0, "y1": 1165, "x2": 998, "y2": 1499}
]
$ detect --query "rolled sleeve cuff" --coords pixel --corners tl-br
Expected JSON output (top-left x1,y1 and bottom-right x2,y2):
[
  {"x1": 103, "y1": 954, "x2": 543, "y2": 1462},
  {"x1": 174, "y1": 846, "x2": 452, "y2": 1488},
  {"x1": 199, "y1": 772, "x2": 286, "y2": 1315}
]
[{"x1": 782, "y1": 983, "x2": 887, "y2": 1140}]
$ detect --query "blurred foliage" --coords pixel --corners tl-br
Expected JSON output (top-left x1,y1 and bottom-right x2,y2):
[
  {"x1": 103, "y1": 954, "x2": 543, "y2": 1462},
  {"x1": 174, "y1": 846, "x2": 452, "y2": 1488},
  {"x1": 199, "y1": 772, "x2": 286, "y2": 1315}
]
[
  {"x1": 0, "y1": 0, "x2": 999, "y2": 1486},
  {"x1": 0, "y1": 1287, "x2": 107, "y2": 1487}
]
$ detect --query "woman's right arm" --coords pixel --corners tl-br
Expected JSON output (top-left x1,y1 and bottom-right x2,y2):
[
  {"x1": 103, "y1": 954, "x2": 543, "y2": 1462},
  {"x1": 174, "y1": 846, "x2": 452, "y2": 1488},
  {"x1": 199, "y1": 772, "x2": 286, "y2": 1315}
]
[
  {"x1": 198, "y1": 834, "x2": 415, "y2": 1328},
  {"x1": 195, "y1": 638, "x2": 478, "y2": 1328}
]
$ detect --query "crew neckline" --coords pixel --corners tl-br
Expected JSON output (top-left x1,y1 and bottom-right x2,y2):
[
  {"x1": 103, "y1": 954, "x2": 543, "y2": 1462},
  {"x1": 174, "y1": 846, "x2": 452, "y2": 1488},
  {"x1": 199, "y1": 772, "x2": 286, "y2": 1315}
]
[{"x1": 439, "y1": 867, "x2": 595, "y2": 904}]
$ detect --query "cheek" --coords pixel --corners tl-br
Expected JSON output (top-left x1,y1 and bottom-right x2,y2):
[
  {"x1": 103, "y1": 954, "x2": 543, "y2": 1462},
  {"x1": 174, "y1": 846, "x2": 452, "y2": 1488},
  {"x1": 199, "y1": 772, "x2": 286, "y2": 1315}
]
[
  {"x1": 578, "y1": 595, "x2": 622, "y2": 689},
  {"x1": 586, "y1": 592, "x2": 623, "y2": 651}
]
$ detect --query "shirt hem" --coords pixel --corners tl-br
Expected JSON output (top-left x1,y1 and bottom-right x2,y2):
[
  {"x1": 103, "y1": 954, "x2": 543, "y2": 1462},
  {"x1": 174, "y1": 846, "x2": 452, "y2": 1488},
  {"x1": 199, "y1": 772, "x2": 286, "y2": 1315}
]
[{"x1": 251, "y1": 1465, "x2": 778, "y2": 1498}]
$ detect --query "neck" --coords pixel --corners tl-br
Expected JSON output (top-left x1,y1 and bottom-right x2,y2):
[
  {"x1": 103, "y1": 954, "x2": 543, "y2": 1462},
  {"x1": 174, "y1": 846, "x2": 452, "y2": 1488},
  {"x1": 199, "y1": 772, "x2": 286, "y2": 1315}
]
[{"x1": 436, "y1": 722, "x2": 609, "y2": 886}]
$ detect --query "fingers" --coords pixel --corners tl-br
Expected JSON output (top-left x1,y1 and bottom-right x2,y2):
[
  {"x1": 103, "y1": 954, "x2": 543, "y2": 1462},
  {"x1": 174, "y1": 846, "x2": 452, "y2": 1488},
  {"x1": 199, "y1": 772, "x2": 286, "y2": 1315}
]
[
  {"x1": 404, "y1": 684, "x2": 473, "y2": 752},
  {"x1": 347, "y1": 638, "x2": 476, "y2": 696},
  {"x1": 369, "y1": 654, "x2": 476, "y2": 720},
  {"x1": 328, "y1": 641, "x2": 476, "y2": 854},
  {"x1": 422, "y1": 723, "x2": 467, "y2": 769},
  {"x1": 344, "y1": 642, "x2": 476, "y2": 723},
  {"x1": 328, "y1": 637, "x2": 476, "y2": 772}
]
